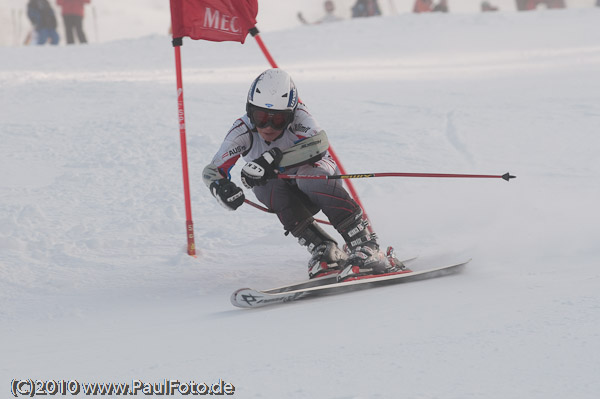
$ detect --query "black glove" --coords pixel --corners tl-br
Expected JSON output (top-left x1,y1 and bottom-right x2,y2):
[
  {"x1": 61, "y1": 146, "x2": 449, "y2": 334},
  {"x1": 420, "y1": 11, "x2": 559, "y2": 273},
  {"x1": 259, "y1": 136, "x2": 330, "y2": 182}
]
[
  {"x1": 241, "y1": 148, "x2": 283, "y2": 189},
  {"x1": 210, "y1": 178, "x2": 245, "y2": 211}
]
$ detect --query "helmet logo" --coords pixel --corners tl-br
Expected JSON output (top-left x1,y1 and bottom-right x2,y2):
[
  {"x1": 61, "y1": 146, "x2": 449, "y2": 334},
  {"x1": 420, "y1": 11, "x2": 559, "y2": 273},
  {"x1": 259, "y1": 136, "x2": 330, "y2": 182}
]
[
  {"x1": 287, "y1": 87, "x2": 297, "y2": 109},
  {"x1": 265, "y1": 103, "x2": 274, "y2": 108}
]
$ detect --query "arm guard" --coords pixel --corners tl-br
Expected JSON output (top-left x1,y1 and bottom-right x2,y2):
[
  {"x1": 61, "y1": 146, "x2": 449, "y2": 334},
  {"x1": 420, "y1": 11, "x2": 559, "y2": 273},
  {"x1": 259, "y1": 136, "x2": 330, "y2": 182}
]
[
  {"x1": 279, "y1": 130, "x2": 330, "y2": 169},
  {"x1": 202, "y1": 163, "x2": 224, "y2": 188}
]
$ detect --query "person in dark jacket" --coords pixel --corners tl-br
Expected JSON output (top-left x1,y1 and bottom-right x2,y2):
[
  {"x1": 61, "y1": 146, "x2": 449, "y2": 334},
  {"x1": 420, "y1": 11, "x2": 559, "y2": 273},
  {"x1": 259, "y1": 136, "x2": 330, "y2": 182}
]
[
  {"x1": 56, "y1": 0, "x2": 90, "y2": 44},
  {"x1": 351, "y1": 0, "x2": 381, "y2": 18},
  {"x1": 432, "y1": 0, "x2": 449, "y2": 12},
  {"x1": 27, "y1": 0, "x2": 60, "y2": 45},
  {"x1": 481, "y1": 1, "x2": 499, "y2": 11}
]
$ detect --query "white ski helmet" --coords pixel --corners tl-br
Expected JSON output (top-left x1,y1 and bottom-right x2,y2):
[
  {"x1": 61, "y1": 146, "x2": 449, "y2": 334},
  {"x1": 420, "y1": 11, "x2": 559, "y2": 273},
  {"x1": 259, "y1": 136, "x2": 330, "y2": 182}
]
[{"x1": 246, "y1": 69, "x2": 298, "y2": 129}]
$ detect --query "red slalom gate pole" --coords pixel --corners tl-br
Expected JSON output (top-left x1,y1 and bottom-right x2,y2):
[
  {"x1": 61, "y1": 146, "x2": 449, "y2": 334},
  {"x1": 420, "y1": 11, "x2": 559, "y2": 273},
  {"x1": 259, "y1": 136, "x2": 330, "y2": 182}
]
[
  {"x1": 250, "y1": 28, "x2": 279, "y2": 68},
  {"x1": 249, "y1": 27, "x2": 374, "y2": 230},
  {"x1": 325, "y1": 146, "x2": 372, "y2": 225},
  {"x1": 173, "y1": 39, "x2": 196, "y2": 256},
  {"x1": 278, "y1": 172, "x2": 517, "y2": 181}
]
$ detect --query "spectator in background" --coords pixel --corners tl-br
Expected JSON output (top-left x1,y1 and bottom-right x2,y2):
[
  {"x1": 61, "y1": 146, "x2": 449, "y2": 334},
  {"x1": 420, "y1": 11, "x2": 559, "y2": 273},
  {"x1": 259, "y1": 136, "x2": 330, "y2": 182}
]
[
  {"x1": 319, "y1": 1, "x2": 343, "y2": 23},
  {"x1": 413, "y1": 0, "x2": 448, "y2": 13},
  {"x1": 56, "y1": 0, "x2": 90, "y2": 44},
  {"x1": 298, "y1": 1, "x2": 343, "y2": 25},
  {"x1": 413, "y1": 0, "x2": 433, "y2": 13},
  {"x1": 27, "y1": 0, "x2": 59, "y2": 45},
  {"x1": 481, "y1": 1, "x2": 499, "y2": 11},
  {"x1": 432, "y1": 0, "x2": 449, "y2": 12},
  {"x1": 351, "y1": 0, "x2": 381, "y2": 18}
]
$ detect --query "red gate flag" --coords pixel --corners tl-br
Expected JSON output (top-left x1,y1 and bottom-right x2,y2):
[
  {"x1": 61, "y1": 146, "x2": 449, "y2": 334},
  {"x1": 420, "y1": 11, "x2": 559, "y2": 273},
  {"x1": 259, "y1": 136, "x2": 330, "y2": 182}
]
[{"x1": 170, "y1": 0, "x2": 258, "y2": 43}]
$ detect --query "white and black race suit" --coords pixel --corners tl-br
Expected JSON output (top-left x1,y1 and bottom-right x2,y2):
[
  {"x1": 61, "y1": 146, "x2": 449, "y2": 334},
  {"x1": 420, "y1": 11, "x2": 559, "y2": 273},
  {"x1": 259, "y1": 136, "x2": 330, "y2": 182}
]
[{"x1": 203, "y1": 103, "x2": 361, "y2": 232}]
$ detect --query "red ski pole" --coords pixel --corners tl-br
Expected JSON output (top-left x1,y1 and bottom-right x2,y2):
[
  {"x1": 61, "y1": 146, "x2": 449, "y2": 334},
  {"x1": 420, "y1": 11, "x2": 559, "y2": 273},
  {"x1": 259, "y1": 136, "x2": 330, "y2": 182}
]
[
  {"x1": 278, "y1": 172, "x2": 517, "y2": 181},
  {"x1": 244, "y1": 199, "x2": 332, "y2": 226}
]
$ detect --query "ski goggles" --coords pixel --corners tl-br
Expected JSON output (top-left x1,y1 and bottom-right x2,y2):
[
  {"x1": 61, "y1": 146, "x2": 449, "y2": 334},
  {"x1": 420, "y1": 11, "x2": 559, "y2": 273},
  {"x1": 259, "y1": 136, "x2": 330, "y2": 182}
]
[{"x1": 249, "y1": 107, "x2": 294, "y2": 130}]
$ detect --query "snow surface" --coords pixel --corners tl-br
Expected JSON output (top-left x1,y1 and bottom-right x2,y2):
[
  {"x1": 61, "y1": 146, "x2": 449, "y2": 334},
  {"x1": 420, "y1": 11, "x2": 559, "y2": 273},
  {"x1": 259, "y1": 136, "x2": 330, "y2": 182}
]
[{"x1": 2, "y1": 5, "x2": 600, "y2": 399}]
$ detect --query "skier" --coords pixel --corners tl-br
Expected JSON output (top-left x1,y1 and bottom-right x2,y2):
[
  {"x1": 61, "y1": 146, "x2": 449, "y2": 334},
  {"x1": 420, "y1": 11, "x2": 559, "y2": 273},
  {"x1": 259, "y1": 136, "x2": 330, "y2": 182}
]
[{"x1": 203, "y1": 68, "x2": 402, "y2": 282}]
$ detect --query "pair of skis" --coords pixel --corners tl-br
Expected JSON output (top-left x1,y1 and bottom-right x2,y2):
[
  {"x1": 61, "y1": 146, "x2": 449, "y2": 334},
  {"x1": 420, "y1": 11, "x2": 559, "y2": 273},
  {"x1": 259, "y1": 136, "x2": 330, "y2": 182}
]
[{"x1": 231, "y1": 258, "x2": 470, "y2": 308}]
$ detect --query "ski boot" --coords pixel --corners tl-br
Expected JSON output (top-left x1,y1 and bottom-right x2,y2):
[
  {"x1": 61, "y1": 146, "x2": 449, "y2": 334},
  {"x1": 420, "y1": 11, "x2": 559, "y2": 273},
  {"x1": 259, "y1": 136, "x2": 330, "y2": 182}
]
[
  {"x1": 336, "y1": 210, "x2": 403, "y2": 282},
  {"x1": 385, "y1": 246, "x2": 409, "y2": 271},
  {"x1": 291, "y1": 219, "x2": 348, "y2": 279}
]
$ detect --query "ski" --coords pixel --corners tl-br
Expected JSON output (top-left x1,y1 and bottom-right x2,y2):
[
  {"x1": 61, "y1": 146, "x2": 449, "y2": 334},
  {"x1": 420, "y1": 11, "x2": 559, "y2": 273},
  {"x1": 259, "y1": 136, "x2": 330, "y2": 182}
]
[
  {"x1": 263, "y1": 256, "x2": 418, "y2": 294},
  {"x1": 231, "y1": 259, "x2": 470, "y2": 308}
]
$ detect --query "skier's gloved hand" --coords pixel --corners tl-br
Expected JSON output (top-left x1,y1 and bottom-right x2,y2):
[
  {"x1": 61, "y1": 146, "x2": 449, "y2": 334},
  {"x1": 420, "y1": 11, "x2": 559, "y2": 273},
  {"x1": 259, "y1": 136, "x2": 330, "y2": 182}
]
[
  {"x1": 241, "y1": 148, "x2": 283, "y2": 189},
  {"x1": 210, "y1": 178, "x2": 245, "y2": 211}
]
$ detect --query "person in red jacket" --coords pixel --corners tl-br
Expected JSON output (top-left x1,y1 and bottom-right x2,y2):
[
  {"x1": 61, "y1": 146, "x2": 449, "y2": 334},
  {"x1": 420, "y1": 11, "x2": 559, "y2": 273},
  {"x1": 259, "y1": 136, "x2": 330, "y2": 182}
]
[
  {"x1": 413, "y1": 0, "x2": 433, "y2": 13},
  {"x1": 56, "y1": 0, "x2": 90, "y2": 44}
]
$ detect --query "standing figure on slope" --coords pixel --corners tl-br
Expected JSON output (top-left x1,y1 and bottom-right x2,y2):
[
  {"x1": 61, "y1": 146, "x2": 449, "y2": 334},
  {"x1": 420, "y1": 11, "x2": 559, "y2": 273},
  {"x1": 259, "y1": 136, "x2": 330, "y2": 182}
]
[
  {"x1": 319, "y1": 0, "x2": 343, "y2": 23},
  {"x1": 27, "y1": 0, "x2": 60, "y2": 45},
  {"x1": 56, "y1": 0, "x2": 90, "y2": 44},
  {"x1": 203, "y1": 69, "x2": 404, "y2": 282},
  {"x1": 481, "y1": 1, "x2": 499, "y2": 11},
  {"x1": 298, "y1": 1, "x2": 343, "y2": 25},
  {"x1": 413, "y1": 0, "x2": 433, "y2": 13},
  {"x1": 351, "y1": 0, "x2": 382, "y2": 18},
  {"x1": 432, "y1": 0, "x2": 449, "y2": 12}
]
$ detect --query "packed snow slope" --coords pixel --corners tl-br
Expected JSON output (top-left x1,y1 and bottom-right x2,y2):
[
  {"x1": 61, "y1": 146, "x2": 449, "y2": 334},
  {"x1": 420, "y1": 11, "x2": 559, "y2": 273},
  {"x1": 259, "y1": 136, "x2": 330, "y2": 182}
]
[{"x1": 2, "y1": 8, "x2": 600, "y2": 399}]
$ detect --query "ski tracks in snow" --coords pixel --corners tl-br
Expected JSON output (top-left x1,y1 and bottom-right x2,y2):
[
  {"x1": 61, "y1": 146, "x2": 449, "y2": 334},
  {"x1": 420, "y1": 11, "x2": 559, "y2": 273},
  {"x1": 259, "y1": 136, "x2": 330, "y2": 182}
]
[{"x1": 444, "y1": 110, "x2": 474, "y2": 166}]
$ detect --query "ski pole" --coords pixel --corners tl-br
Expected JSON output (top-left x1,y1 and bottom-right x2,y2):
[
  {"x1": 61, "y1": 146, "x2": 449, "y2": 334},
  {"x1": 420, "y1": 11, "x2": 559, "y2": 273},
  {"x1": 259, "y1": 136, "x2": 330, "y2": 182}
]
[
  {"x1": 278, "y1": 172, "x2": 516, "y2": 181},
  {"x1": 12, "y1": 9, "x2": 16, "y2": 46},
  {"x1": 92, "y1": 6, "x2": 99, "y2": 43},
  {"x1": 244, "y1": 199, "x2": 332, "y2": 226}
]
